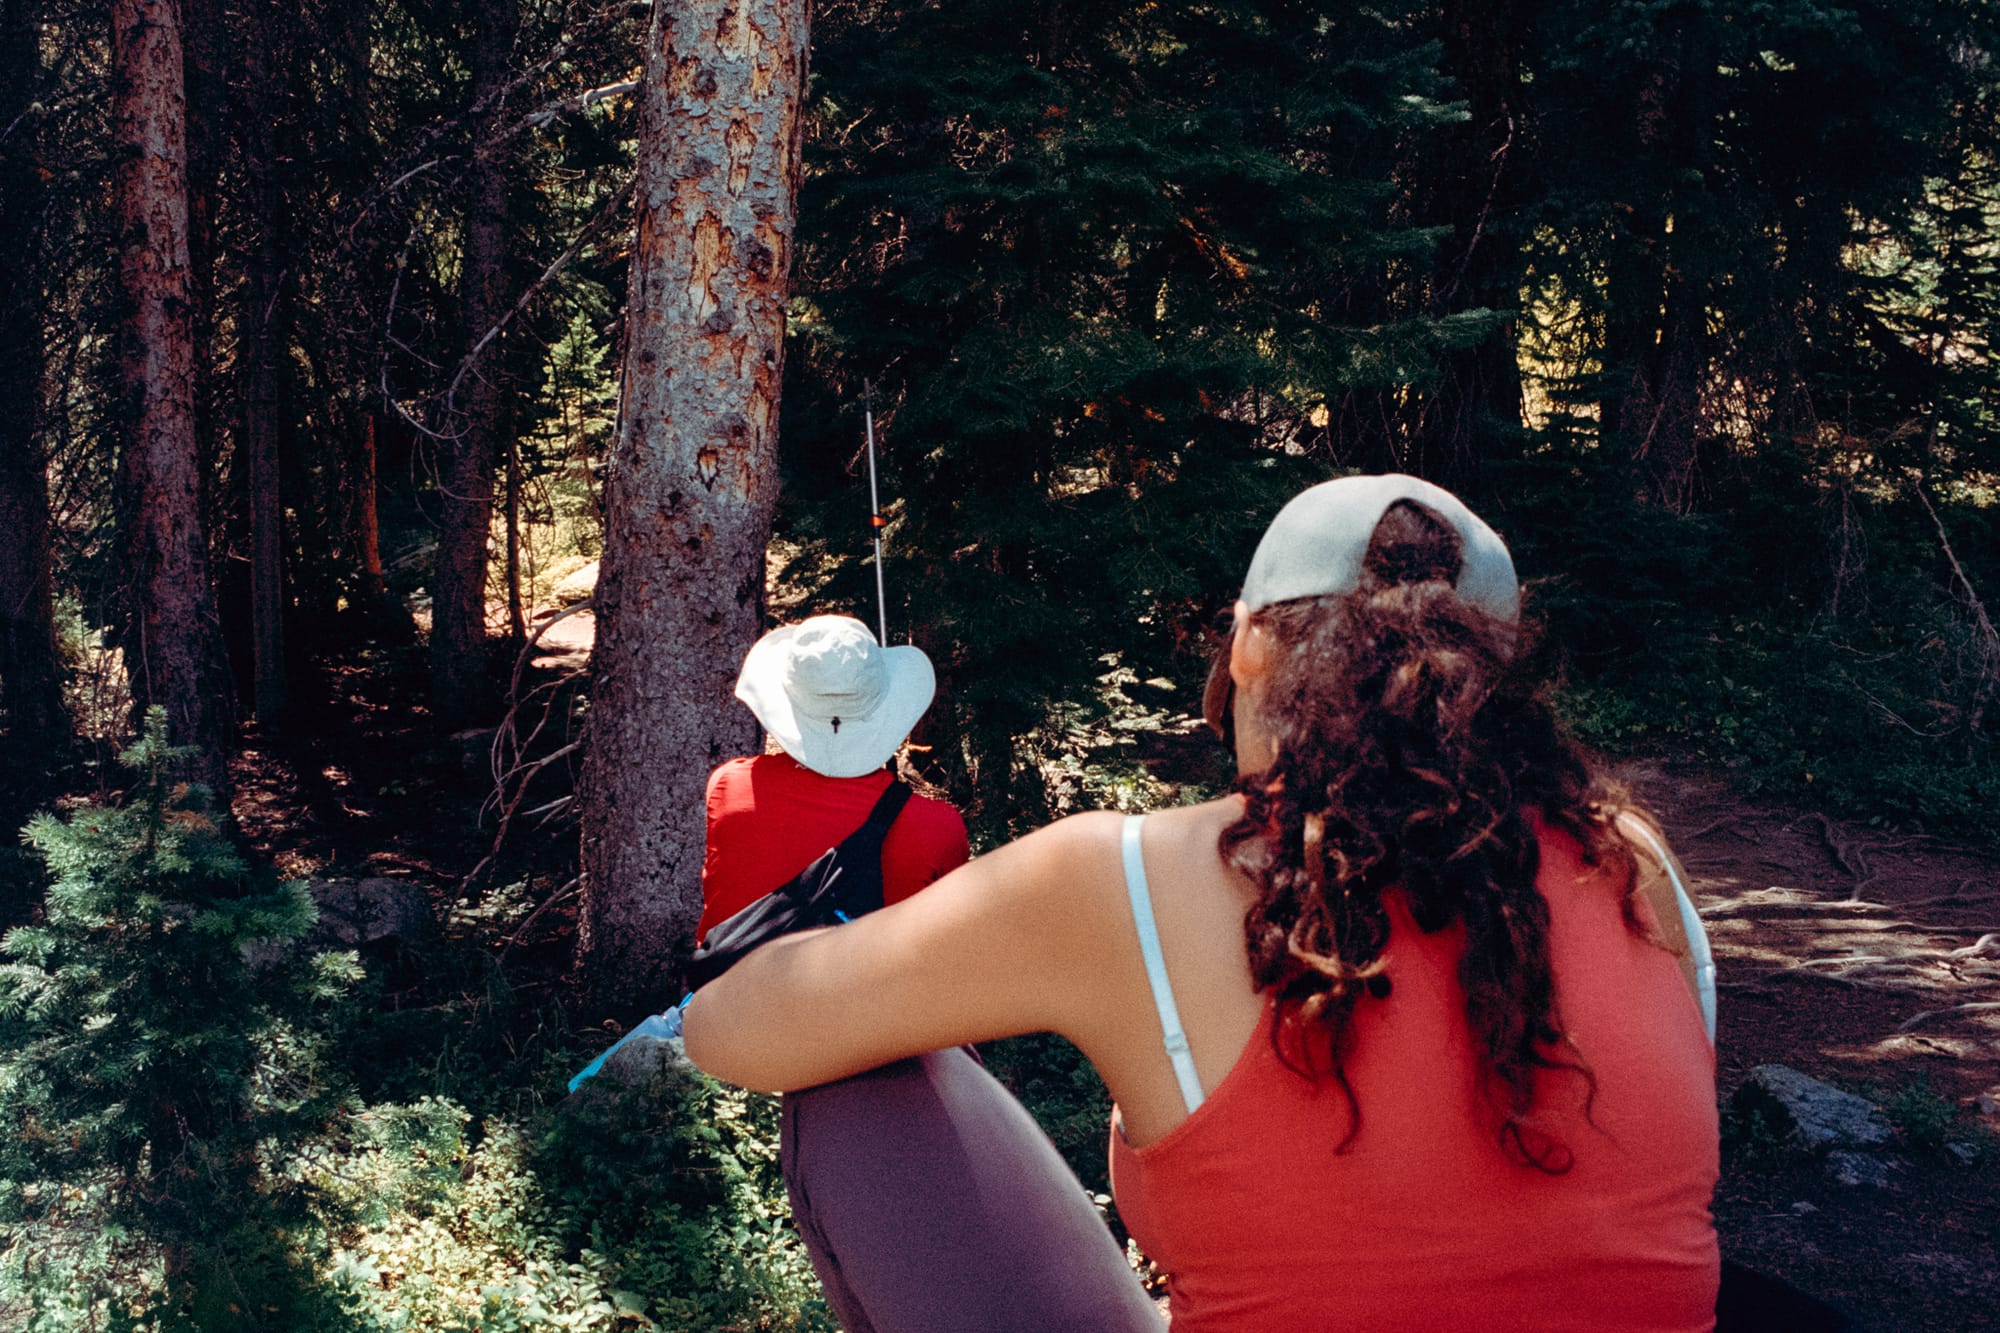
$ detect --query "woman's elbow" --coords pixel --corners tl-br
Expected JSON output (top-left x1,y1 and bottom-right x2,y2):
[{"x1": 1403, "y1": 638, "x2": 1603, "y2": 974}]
[
  {"x1": 681, "y1": 1003, "x2": 757, "y2": 1089},
  {"x1": 687, "y1": 1000, "x2": 815, "y2": 1093}
]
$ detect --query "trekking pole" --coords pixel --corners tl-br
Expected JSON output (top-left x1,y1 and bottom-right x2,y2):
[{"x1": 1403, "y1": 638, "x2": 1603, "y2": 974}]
[{"x1": 863, "y1": 379, "x2": 889, "y2": 644}]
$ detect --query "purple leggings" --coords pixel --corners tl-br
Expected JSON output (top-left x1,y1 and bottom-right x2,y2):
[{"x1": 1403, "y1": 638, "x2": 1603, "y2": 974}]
[{"x1": 780, "y1": 1047, "x2": 1164, "y2": 1332}]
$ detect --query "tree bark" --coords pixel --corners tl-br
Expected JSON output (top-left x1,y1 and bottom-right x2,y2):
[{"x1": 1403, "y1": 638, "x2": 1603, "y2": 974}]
[
  {"x1": 430, "y1": 0, "x2": 520, "y2": 731},
  {"x1": 112, "y1": 0, "x2": 232, "y2": 793},
  {"x1": 177, "y1": 0, "x2": 222, "y2": 527},
  {"x1": 578, "y1": 0, "x2": 810, "y2": 1008},
  {"x1": 357, "y1": 412, "x2": 389, "y2": 603},
  {"x1": 1597, "y1": 8, "x2": 1713, "y2": 510},
  {"x1": 1410, "y1": 0, "x2": 1530, "y2": 484},
  {"x1": 0, "y1": 0, "x2": 71, "y2": 801},
  {"x1": 504, "y1": 437, "x2": 525, "y2": 646},
  {"x1": 239, "y1": 0, "x2": 289, "y2": 729}
]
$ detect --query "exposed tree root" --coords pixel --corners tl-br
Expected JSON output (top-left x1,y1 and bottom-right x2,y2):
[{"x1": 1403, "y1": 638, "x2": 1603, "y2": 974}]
[
  {"x1": 1896, "y1": 1002, "x2": 2000, "y2": 1033},
  {"x1": 1790, "y1": 812, "x2": 1885, "y2": 901},
  {"x1": 1896, "y1": 880, "x2": 2000, "y2": 911}
]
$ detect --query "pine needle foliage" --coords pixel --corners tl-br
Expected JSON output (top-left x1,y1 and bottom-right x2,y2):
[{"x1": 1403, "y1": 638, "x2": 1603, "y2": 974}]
[
  {"x1": 782, "y1": 0, "x2": 1492, "y2": 834},
  {"x1": 0, "y1": 707, "x2": 361, "y2": 1329}
]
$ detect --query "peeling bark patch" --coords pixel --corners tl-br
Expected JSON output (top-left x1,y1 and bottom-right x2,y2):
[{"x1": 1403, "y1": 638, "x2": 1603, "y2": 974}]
[
  {"x1": 688, "y1": 215, "x2": 724, "y2": 321},
  {"x1": 717, "y1": 0, "x2": 752, "y2": 54},
  {"x1": 726, "y1": 117, "x2": 754, "y2": 194},
  {"x1": 743, "y1": 230, "x2": 776, "y2": 280}
]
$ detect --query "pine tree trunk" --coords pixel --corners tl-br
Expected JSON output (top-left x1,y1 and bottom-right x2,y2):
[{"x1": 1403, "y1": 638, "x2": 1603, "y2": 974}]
[
  {"x1": 0, "y1": 0, "x2": 70, "y2": 800},
  {"x1": 357, "y1": 412, "x2": 389, "y2": 603},
  {"x1": 578, "y1": 0, "x2": 810, "y2": 1008},
  {"x1": 112, "y1": 0, "x2": 232, "y2": 793},
  {"x1": 504, "y1": 438, "x2": 524, "y2": 646},
  {"x1": 240, "y1": 0, "x2": 288, "y2": 729},
  {"x1": 430, "y1": 0, "x2": 519, "y2": 731},
  {"x1": 1598, "y1": 15, "x2": 1712, "y2": 510},
  {"x1": 1412, "y1": 0, "x2": 1528, "y2": 483},
  {"x1": 178, "y1": 0, "x2": 222, "y2": 528}
]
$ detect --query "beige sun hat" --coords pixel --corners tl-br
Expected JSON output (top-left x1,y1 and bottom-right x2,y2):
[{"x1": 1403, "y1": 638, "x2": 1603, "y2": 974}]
[{"x1": 734, "y1": 615, "x2": 936, "y2": 778}]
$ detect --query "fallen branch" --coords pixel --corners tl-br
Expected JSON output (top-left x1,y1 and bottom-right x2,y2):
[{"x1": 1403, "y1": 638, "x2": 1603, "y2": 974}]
[
  {"x1": 1699, "y1": 899, "x2": 1891, "y2": 918},
  {"x1": 1895, "y1": 880, "x2": 2000, "y2": 911}
]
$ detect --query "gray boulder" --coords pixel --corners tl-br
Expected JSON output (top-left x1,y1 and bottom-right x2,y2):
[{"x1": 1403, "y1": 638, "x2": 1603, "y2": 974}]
[
  {"x1": 1827, "y1": 1150, "x2": 1894, "y2": 1188},
  {"x1": 246, "y1": 876, "x2": 438, "y2": 970},
  {"x1": 564, "y1": 1034, "x2": 702, "y2": 1113},
  {"x1": 303, "y1": 876, "x2": 438, "y2": 952},
  {"x1": 1732, "y1": 1064, "x2": 1892, "y2": 1152}
]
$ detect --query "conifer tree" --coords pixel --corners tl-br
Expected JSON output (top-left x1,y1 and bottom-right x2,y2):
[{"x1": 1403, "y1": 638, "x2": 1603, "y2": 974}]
[
  {"x1": 0, "y1": 709, "x2": 358, "y2": 1318},
  {"x1": 784, "y1": 0, "x2": 1482, "y2": 830}
]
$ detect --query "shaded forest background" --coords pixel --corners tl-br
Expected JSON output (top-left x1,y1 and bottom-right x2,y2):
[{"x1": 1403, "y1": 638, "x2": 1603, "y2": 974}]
[{"x1": 1, "y1": 0, "x2": 1998, "y2": 1328}]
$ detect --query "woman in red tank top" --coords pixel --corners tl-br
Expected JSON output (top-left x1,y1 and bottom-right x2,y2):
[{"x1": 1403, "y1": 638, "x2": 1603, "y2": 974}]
[{"x1": 687, "y1": 475, "x2": 1721, "y2": 1331}]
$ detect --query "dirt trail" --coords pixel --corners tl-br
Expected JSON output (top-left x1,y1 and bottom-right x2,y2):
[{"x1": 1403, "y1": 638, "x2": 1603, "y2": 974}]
[{"x1": 1632, "y1": 762, "x2": 2000, "y2": 1330}]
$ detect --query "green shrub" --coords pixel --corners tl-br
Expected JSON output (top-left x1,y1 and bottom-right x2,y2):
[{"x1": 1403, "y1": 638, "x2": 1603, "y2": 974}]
[
  {"x1": 0, "y1": 708, "x2": 362, "y2": 1330},
  {"x1": 1884, "y1": 1077, "x2": 1967, "y2": 1154},
  {"x1": 294, "y1": 1061, "x2": 832, "y2": 1333}
]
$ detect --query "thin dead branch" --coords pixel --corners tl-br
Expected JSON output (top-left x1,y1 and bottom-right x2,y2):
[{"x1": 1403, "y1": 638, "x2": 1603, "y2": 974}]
[
  {"x1": 1912, "y1": 474, "x2": 2000, "y2": 735},
  {"x1": 497, "y1": 876, "x2": 582, "y2": 969},
  {"x1": 461, "y1": 601, "x2": 597, "y2": 894}
]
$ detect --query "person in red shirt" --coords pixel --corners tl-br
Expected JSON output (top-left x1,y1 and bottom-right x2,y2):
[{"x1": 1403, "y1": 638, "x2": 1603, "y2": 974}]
[
  {"x1": 707, "y1": 615, "x2": 1160, "y2": 1333},
  {"x1": 689, "y1": 480, "x2": 1723, "y2": 1332},
  {"x1": 699, "y1": 615, "x2": 968, "y2": 939}
]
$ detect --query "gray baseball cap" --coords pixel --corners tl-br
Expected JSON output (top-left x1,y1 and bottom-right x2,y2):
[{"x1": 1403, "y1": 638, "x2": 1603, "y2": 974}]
[{"x1": 1240, "y1": 473, "x2": 1519, "y2": 621}]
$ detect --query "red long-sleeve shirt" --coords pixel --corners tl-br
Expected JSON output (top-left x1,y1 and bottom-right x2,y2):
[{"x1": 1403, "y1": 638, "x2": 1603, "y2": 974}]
[{"x1": 697, "y1": 753, "x2": 970, "y2": 943}]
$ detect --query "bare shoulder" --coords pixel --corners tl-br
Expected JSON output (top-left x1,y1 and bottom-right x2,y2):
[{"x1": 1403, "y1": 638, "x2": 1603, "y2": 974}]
[{"x1": 1132, "y1": 793, "x2": 1249, "y2": 856}]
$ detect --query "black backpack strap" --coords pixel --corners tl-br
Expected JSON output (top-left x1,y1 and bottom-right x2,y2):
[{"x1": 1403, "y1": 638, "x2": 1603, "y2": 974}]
[{"x1": 839, "y1": 779, "x2": 911, "y2": 856}]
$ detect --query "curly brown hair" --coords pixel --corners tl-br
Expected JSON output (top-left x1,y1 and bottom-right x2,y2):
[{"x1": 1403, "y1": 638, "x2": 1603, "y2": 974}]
[{"x1": 1218, "y1": 500, "x2": 1642, "y2": 1173}]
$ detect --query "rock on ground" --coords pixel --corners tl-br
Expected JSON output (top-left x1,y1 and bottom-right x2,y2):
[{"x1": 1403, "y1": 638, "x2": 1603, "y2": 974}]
[
  {"x1": 1732, "y1": 1064, "x2": 1892, "y2": 1152},
  {"x1": 1826, "y1": 1151, "x2": 1894, "y2": 1189},
  {"x1": 552, "y1": 560, "x2": 599, "y2": 606}
]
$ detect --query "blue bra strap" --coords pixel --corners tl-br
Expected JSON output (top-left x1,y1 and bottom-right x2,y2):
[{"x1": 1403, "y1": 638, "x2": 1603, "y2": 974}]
[{"x1": 1121, "y1": 815, "x2": 1205, "y2": 1114}]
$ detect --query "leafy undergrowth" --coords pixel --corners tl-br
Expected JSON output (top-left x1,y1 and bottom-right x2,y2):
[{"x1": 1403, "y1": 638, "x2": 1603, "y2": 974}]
[{"x1": 0, "y1": 715, "x2": 832, "y2": 1333}]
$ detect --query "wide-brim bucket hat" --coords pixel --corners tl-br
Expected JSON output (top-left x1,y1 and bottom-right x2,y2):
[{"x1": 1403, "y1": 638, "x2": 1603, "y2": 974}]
[{"x1": 735, "y1": 615, "x2": 936, "y2": 778}]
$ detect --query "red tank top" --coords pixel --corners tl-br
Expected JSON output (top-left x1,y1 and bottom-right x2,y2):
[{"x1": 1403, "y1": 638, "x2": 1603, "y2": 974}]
[{"x1": 1108, "y1": 824, "x2": 1719, "y2": 1332}]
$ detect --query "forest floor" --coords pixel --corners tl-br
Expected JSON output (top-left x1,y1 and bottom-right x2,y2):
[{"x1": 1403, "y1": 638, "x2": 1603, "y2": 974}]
[
  {"x1": 223, "y1": 623, "x2": 2000, "y2": 1333},
  {"x1": 1628, "y1": 761, "x2": 2000, "y2": 1331}
]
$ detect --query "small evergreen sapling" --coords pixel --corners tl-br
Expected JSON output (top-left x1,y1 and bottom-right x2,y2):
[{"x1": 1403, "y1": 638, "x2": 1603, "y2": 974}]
[{"x1": 0, "y1": 707, "x2": 360, "y2": 1325}]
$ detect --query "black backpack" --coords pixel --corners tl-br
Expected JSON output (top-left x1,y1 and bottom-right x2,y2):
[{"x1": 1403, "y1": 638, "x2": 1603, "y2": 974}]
[{"x1": 685, "y1": 779, "x2": 912, "y2": 990}]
